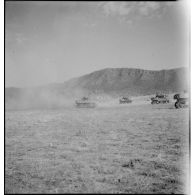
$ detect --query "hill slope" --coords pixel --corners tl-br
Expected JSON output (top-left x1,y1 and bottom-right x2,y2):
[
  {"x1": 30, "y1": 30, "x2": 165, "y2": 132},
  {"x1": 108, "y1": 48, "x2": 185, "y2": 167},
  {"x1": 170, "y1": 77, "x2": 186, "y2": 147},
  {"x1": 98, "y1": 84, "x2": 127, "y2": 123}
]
[{"x1": 63, "y1": 67, "x2": 188, "y2": 95}]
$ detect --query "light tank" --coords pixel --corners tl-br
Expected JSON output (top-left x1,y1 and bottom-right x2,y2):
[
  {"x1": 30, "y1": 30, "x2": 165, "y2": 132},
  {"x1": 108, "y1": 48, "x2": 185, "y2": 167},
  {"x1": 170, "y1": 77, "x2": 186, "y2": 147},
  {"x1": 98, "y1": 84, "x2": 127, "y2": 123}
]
[
  {"x1": 151, "y1": 94, "x2": 169, "y2": 104},
  {"x1": 119, "y1": 97, "x2": 132, "y2": 104},
  {"x1": 75, "y1": 97, "x2": 96, "y2": 108},
  {"x1": 174, "y1": 93, "x2": 189, "y2": 109}
]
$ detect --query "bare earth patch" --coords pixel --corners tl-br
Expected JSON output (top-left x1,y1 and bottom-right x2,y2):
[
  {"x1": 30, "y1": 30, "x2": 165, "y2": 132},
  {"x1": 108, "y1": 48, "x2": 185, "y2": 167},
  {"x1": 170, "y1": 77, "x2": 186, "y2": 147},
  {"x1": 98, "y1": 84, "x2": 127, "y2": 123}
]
[{"x1": 5, "y1": 104, "x2": 189, "y2": 194}]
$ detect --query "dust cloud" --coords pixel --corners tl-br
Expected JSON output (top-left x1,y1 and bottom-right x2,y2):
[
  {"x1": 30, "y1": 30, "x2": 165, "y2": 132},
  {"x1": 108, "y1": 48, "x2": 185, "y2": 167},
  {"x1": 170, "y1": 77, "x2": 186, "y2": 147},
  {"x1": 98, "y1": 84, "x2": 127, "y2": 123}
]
[{"x1": 5, "y1": 87, "x2": 75, "y2": 110}]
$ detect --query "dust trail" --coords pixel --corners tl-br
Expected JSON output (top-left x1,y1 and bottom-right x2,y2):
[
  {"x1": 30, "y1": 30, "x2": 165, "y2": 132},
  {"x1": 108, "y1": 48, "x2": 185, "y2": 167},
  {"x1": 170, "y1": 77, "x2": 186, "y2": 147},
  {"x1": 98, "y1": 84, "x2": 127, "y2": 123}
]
[{"x1": 5, "y1": 87, "x2": 75, "y2": 110}]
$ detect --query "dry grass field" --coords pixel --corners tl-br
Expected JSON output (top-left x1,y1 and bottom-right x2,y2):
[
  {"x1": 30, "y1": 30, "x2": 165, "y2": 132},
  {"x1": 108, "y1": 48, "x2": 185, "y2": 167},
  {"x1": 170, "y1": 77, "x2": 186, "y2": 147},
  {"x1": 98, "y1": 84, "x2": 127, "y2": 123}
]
[{"x1": 5, "y1": 102, "x2": 189, "y2": 194}]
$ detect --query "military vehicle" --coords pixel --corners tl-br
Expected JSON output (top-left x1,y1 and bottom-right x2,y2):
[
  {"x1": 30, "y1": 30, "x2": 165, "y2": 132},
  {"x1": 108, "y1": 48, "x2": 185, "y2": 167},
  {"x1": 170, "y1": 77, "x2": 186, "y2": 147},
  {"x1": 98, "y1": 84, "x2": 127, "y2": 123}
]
[
  {"x1": 75, "y1": 97, "x2": 96, "y2": 108},
  {"x1": 119, "y1": 97, "x2": 132, "y2": 104},
  {"x1": 174, "y1": 93, "x2": 189, "y2": 109},
  {"x1": 151, "y1": 94, "x2": 169, "y2": 104}
]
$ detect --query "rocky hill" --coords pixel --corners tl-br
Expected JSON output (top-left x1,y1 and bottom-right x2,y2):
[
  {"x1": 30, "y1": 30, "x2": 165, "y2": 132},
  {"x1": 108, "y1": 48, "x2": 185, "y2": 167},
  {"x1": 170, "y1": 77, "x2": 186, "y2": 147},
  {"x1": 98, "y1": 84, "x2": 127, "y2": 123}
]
[
  {"x1": 5, "y1": 67, "x2": 189, "y2": 109},
  {"x1": 63, "y1": 67, "x2": 188, "y2": 95}
]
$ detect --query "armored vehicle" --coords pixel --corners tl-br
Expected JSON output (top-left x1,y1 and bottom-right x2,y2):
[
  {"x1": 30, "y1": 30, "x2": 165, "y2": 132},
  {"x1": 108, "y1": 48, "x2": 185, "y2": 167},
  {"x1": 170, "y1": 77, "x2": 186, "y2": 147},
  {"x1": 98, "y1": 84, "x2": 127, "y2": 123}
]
[
  {"x1": 151, "y1": 94, "x2": 169, "y2": 104},
  {"x1": 174, "y1": 93, "x2": 189, "y2": 109},
  {"x1": 119, "y1": 97, "x2": 132, "y2": 104},
  {"x1": 75, "y1": 97, "x2": 96, "y2": 108}
]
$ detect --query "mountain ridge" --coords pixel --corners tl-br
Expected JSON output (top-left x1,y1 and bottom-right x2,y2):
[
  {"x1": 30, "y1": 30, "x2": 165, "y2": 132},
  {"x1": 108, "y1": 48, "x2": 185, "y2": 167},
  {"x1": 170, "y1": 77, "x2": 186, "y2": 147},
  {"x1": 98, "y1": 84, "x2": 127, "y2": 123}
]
[{"x1": 62, "y1": 67, "x2": 188, "y2": 94}]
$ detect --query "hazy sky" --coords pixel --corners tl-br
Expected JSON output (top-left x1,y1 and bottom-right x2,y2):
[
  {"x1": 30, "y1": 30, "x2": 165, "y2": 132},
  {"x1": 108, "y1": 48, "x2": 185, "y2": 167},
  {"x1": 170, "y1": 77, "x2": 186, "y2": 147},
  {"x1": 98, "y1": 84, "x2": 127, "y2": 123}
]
[{"x1": 5, "y1": 1, "x2": 189, "y2": 87}]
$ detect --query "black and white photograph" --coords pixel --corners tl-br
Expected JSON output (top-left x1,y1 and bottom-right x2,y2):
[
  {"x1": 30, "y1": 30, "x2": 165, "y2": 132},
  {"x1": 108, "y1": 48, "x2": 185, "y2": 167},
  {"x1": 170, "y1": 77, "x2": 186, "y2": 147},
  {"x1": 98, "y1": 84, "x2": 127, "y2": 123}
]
[{"x1": 5, "y1": 1, "x2": 190, "y2": 194}]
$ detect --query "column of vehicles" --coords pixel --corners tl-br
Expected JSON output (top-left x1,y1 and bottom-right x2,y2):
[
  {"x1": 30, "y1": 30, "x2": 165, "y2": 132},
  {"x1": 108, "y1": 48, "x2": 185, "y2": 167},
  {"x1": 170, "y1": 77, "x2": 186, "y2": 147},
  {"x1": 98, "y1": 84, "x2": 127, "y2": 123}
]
[
  {"x1": 75, "y1": 93, "x2": 189, "y2": 109},
  {"x1": 150, "y1": 93, "x2": 189, "y2": 108}
]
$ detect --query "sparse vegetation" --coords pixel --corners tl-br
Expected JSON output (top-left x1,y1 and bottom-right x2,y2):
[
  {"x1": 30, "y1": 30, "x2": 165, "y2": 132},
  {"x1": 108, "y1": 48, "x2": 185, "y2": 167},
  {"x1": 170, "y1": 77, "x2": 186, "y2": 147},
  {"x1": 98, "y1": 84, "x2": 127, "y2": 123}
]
[{"x1": 5, "y1": 103, "x2": 189, "y2": 193}]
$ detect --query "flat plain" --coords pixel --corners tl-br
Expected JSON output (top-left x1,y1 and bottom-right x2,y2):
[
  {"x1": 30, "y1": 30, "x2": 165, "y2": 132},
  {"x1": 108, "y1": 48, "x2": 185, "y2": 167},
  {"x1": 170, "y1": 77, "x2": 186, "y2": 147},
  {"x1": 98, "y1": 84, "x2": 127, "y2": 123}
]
[{"x1": 5, "y1": 102, "x2": 189, "y2": 194}]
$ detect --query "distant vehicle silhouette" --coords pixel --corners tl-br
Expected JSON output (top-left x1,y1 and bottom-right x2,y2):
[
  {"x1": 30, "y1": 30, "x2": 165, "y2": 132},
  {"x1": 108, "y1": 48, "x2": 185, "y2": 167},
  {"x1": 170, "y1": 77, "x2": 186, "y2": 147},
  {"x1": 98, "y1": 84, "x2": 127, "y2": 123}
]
[
  {"x1": 174, "y1": 93, "x2": 189, "y2": 109},
  {"x1": 75, "y1": 97, "x2": 96, "y2": 108},
  {"x1": 119, "y1": 97, "x2": 132, "y2": 104},
  {"x1": 151, "y1": 94, "x2": 169, "y2": 104}
]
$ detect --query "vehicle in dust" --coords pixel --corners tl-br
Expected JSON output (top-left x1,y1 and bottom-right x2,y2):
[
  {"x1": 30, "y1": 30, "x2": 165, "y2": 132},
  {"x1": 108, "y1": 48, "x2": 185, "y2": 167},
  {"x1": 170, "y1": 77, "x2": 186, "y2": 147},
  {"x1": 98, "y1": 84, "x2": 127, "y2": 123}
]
[
  {"x1": 119, "y1": 97, "x2": 132, "y2": 104},
  {"x1": 174, "y1": 93, "x2": 189, "y2": 109},
  {"x1": 75, "y1": 97, "x2": 96, "y2": 108},
  {"x1": 151, "y1": 94, "x2": 169, "y2": 104}
]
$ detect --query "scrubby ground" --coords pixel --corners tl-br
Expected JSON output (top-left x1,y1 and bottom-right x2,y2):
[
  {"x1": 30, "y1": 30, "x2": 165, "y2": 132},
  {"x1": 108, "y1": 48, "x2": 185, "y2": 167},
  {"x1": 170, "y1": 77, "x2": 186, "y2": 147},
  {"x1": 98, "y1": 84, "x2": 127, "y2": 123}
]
[{"x1": 5, "y1": 103, "x2": 189, "y2": 194}]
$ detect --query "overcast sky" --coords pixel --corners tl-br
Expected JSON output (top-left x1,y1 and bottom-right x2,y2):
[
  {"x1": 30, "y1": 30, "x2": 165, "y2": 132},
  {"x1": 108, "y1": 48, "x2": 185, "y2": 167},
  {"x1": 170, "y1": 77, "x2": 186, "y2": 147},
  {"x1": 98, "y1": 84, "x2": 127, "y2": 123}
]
[{"x1": 5, "y1": 1, "x2": 189, "y2": 87}]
